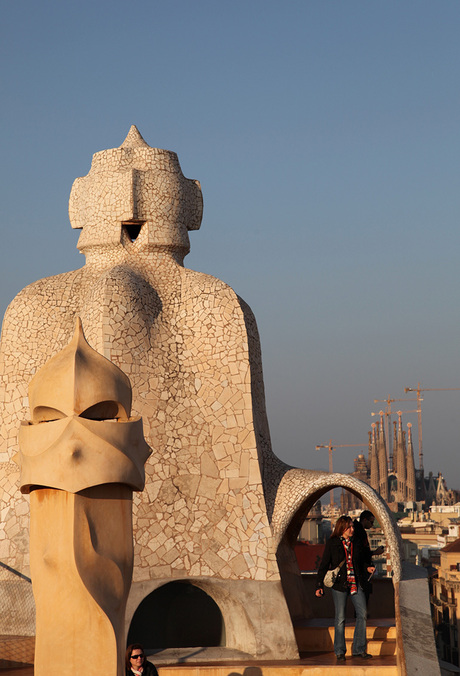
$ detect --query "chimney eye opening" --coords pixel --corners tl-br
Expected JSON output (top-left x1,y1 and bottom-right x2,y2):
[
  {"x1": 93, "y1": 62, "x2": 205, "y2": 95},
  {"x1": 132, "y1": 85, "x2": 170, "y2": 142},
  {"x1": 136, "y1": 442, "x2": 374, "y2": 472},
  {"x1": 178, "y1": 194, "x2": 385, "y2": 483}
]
[
  {"x1": 122, "y1": 220, "x2": 145, "y2": 242},
  {"x1": 80, "y1": 401, "x2": 128, "y2": 421},
  {"x1": 33, "y1": 406, "x2": 66, "y2": 423}
]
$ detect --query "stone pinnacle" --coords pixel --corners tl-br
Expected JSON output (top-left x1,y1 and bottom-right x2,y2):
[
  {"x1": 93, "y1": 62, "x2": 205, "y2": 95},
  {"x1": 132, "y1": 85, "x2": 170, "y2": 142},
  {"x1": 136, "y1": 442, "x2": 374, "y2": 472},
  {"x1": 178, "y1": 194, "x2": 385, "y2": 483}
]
[{"x1": 120, "y1": 125, "x2": 149, "y2": 149}]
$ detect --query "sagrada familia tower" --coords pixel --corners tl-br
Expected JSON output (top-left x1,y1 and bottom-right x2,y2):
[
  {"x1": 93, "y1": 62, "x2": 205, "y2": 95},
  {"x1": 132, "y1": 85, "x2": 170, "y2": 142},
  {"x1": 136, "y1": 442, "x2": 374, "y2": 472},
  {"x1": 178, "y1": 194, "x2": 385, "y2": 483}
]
[
  {"x1": 345, "y1": 411, "x2": 455, "y2": 514},
  {"x1": 370, "y1": 413, "x2": 417, "y2": 505}
]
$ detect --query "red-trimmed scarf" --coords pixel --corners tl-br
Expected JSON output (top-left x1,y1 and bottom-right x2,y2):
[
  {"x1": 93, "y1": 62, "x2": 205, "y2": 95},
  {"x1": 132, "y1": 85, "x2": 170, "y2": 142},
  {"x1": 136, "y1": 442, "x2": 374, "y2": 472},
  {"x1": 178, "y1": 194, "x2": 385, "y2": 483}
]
[{"x1": 341, "y1": 538, "x2": 357, "y2": 595}]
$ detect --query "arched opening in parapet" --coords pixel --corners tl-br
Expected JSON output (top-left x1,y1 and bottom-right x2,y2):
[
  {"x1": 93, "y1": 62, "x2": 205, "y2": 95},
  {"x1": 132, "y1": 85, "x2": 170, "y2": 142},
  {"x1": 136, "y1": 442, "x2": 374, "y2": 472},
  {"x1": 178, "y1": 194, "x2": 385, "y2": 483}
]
[
  {"x1": 275, "y1": 481, "x2": 396, "y2": 655},
  {"x1": 127, "y1": 581, "x2": 225, "y2": 650}
]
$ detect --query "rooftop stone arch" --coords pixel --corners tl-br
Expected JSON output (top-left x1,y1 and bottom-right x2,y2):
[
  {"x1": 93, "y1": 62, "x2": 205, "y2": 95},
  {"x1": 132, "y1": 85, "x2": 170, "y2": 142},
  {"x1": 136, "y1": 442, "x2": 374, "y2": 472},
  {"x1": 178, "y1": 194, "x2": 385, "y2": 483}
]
[
  {"x1": 269, "y1": 469, "x2": 404, "y2": 629},
  {"x1": 269, "y1": 470, "x2": 442, "y2": 675},
  {"x1": 271, "y1": 469, "x2": 403, "y2": 581}
]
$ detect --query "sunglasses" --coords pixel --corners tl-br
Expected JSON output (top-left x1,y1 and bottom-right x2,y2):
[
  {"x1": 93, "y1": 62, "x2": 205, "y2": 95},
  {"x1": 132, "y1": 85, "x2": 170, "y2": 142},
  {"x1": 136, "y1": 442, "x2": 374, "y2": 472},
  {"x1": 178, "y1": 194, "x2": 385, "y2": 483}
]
[{"x1": 131, "y1": 654, "x2": 144, "y2": 659}]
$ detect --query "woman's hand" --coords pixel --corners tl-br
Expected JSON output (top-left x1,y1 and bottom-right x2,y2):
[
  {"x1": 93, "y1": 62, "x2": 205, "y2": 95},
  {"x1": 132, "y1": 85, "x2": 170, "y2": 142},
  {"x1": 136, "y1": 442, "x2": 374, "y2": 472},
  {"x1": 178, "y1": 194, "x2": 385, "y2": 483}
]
[
  {"x1": 367, "y1": 566, "x2": 376, "y2": 574},
  {"x1": 315, "y1": 588, "x2": 323, "y2": 597}
]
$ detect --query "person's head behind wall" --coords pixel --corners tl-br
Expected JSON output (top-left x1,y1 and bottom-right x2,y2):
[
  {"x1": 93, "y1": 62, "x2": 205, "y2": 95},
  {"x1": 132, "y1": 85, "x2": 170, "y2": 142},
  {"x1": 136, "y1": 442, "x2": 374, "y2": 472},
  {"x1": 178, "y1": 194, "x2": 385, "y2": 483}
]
[{"x1": 359, "y1": 510, "x2": 375, "y2": 528}]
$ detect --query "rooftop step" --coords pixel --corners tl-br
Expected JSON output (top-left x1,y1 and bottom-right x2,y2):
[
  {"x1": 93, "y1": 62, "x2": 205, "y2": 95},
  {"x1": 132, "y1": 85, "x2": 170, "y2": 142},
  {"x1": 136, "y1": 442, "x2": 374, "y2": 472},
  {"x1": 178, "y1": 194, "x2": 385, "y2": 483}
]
[
  {"x1": 294, "y1": 618, "x2": 397, "y2": 656},
  {"x1": 0, "y1": 663, "x2": 398, "y2": 676},
  {"x1": 0, "y1": 637, "x2": 398, "y2": 675},
  {"x1": 155, "y1": 655, "x2": 398, "y2": 675},
  {"x1": 149, "y1": 645, "x2": 397, "y2": 675}
]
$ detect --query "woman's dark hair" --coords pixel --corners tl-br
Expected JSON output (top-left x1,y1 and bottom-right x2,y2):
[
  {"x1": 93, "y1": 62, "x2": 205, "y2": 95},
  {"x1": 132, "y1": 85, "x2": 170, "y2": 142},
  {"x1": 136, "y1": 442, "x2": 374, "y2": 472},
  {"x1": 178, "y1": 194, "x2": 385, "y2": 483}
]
[
  {"x1": 125, "y1": 643, "x2": 145, "y2": 671},
  {"x1": 332, "y1": 515, "x2": 352, "y2": 538}
]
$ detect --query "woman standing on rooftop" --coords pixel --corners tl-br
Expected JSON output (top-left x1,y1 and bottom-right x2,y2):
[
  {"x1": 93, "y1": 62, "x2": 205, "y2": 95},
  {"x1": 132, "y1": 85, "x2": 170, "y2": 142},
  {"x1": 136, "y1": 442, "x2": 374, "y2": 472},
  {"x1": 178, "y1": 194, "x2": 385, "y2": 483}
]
[{"x1": 315, "y1": 515, "x2": 375, "y2": 662}]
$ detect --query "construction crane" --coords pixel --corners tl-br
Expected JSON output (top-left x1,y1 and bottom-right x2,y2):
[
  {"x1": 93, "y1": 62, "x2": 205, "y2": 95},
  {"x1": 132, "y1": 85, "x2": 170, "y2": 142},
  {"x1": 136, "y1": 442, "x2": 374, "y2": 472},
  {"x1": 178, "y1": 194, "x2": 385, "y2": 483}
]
[
  {"x1": 315, "y1": 440, "x2": 367, "y2": 507},
  {"x1": 374, "y1": 396, "x2": 419, "y2": 408},
  {"x1": 404, "y1": 383, "x2": 460, "y2": 470},
  {"x1": 372, "y1": 396, "x2": 419, "y2": 469}
]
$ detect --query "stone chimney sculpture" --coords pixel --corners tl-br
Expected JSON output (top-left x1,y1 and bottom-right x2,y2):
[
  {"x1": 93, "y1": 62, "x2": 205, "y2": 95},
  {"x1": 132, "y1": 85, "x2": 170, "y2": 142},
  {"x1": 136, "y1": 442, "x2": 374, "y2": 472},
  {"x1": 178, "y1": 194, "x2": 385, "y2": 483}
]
[
  {"x1": 17, "y1": 319, "x2": 151, "y2": 676},
  {"x1": 0, "y1": 127, "x2": 403, "y2": 663}
]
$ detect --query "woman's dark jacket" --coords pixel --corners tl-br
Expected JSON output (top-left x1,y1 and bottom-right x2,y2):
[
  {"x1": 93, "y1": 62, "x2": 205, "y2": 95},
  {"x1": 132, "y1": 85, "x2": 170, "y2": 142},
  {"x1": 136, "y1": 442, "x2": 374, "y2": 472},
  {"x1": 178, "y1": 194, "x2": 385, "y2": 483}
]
[
  {"x1": 126, "y1": 661, "x2": 159, "y2": 676},
  {"x1": 316, "y1": 535, "x2": 372, "y2": 593}
]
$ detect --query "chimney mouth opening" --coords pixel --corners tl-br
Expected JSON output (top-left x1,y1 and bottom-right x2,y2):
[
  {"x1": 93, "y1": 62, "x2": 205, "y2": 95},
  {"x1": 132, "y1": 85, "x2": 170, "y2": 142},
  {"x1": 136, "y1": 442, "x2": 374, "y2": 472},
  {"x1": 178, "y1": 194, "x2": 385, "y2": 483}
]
[{"x1": 122, "y1": 220, "x2": 145, "y2": 242}]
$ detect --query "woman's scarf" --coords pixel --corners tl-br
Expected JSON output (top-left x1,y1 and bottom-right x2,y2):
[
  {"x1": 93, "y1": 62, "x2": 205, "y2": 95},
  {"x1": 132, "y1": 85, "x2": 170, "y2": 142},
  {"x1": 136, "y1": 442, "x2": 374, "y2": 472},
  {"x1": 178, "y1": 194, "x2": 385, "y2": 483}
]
[{"x1": 341, "y1": 537, "x2": 357, "y2": 595}]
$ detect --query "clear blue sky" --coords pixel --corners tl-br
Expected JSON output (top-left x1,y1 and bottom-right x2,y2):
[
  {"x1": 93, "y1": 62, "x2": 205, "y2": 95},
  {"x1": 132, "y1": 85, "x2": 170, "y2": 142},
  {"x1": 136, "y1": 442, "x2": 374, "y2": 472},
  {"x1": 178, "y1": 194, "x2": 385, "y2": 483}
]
[{"x1": 1, "y1": 1, "x2": 460, "y2": 486}]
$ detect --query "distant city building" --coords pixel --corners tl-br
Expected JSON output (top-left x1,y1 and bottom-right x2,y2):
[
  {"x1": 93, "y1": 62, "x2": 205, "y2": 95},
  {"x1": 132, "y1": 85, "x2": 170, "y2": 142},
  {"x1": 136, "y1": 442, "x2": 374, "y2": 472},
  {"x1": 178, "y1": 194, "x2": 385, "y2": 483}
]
[
  {"x1": 340, "y1": 453, "x2": 369, "y2": 513},
  {"x1": 342, "y1": 411, "x2": 459, "y2": 514},
  {"x1": 298, "y1": 500, "x2": 322, "y2": 544},
  {"x1": 431, "y1": 538, "x2": 460, "y2": 667}
]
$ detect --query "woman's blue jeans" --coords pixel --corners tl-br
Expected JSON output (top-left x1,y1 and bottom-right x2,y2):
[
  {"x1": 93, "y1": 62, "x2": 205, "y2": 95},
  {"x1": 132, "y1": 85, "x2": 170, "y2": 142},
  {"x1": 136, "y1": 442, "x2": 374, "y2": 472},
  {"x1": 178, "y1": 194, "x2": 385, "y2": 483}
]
[{"x1": 331, "y1": 586, "x2": 367, "y2": 656}]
